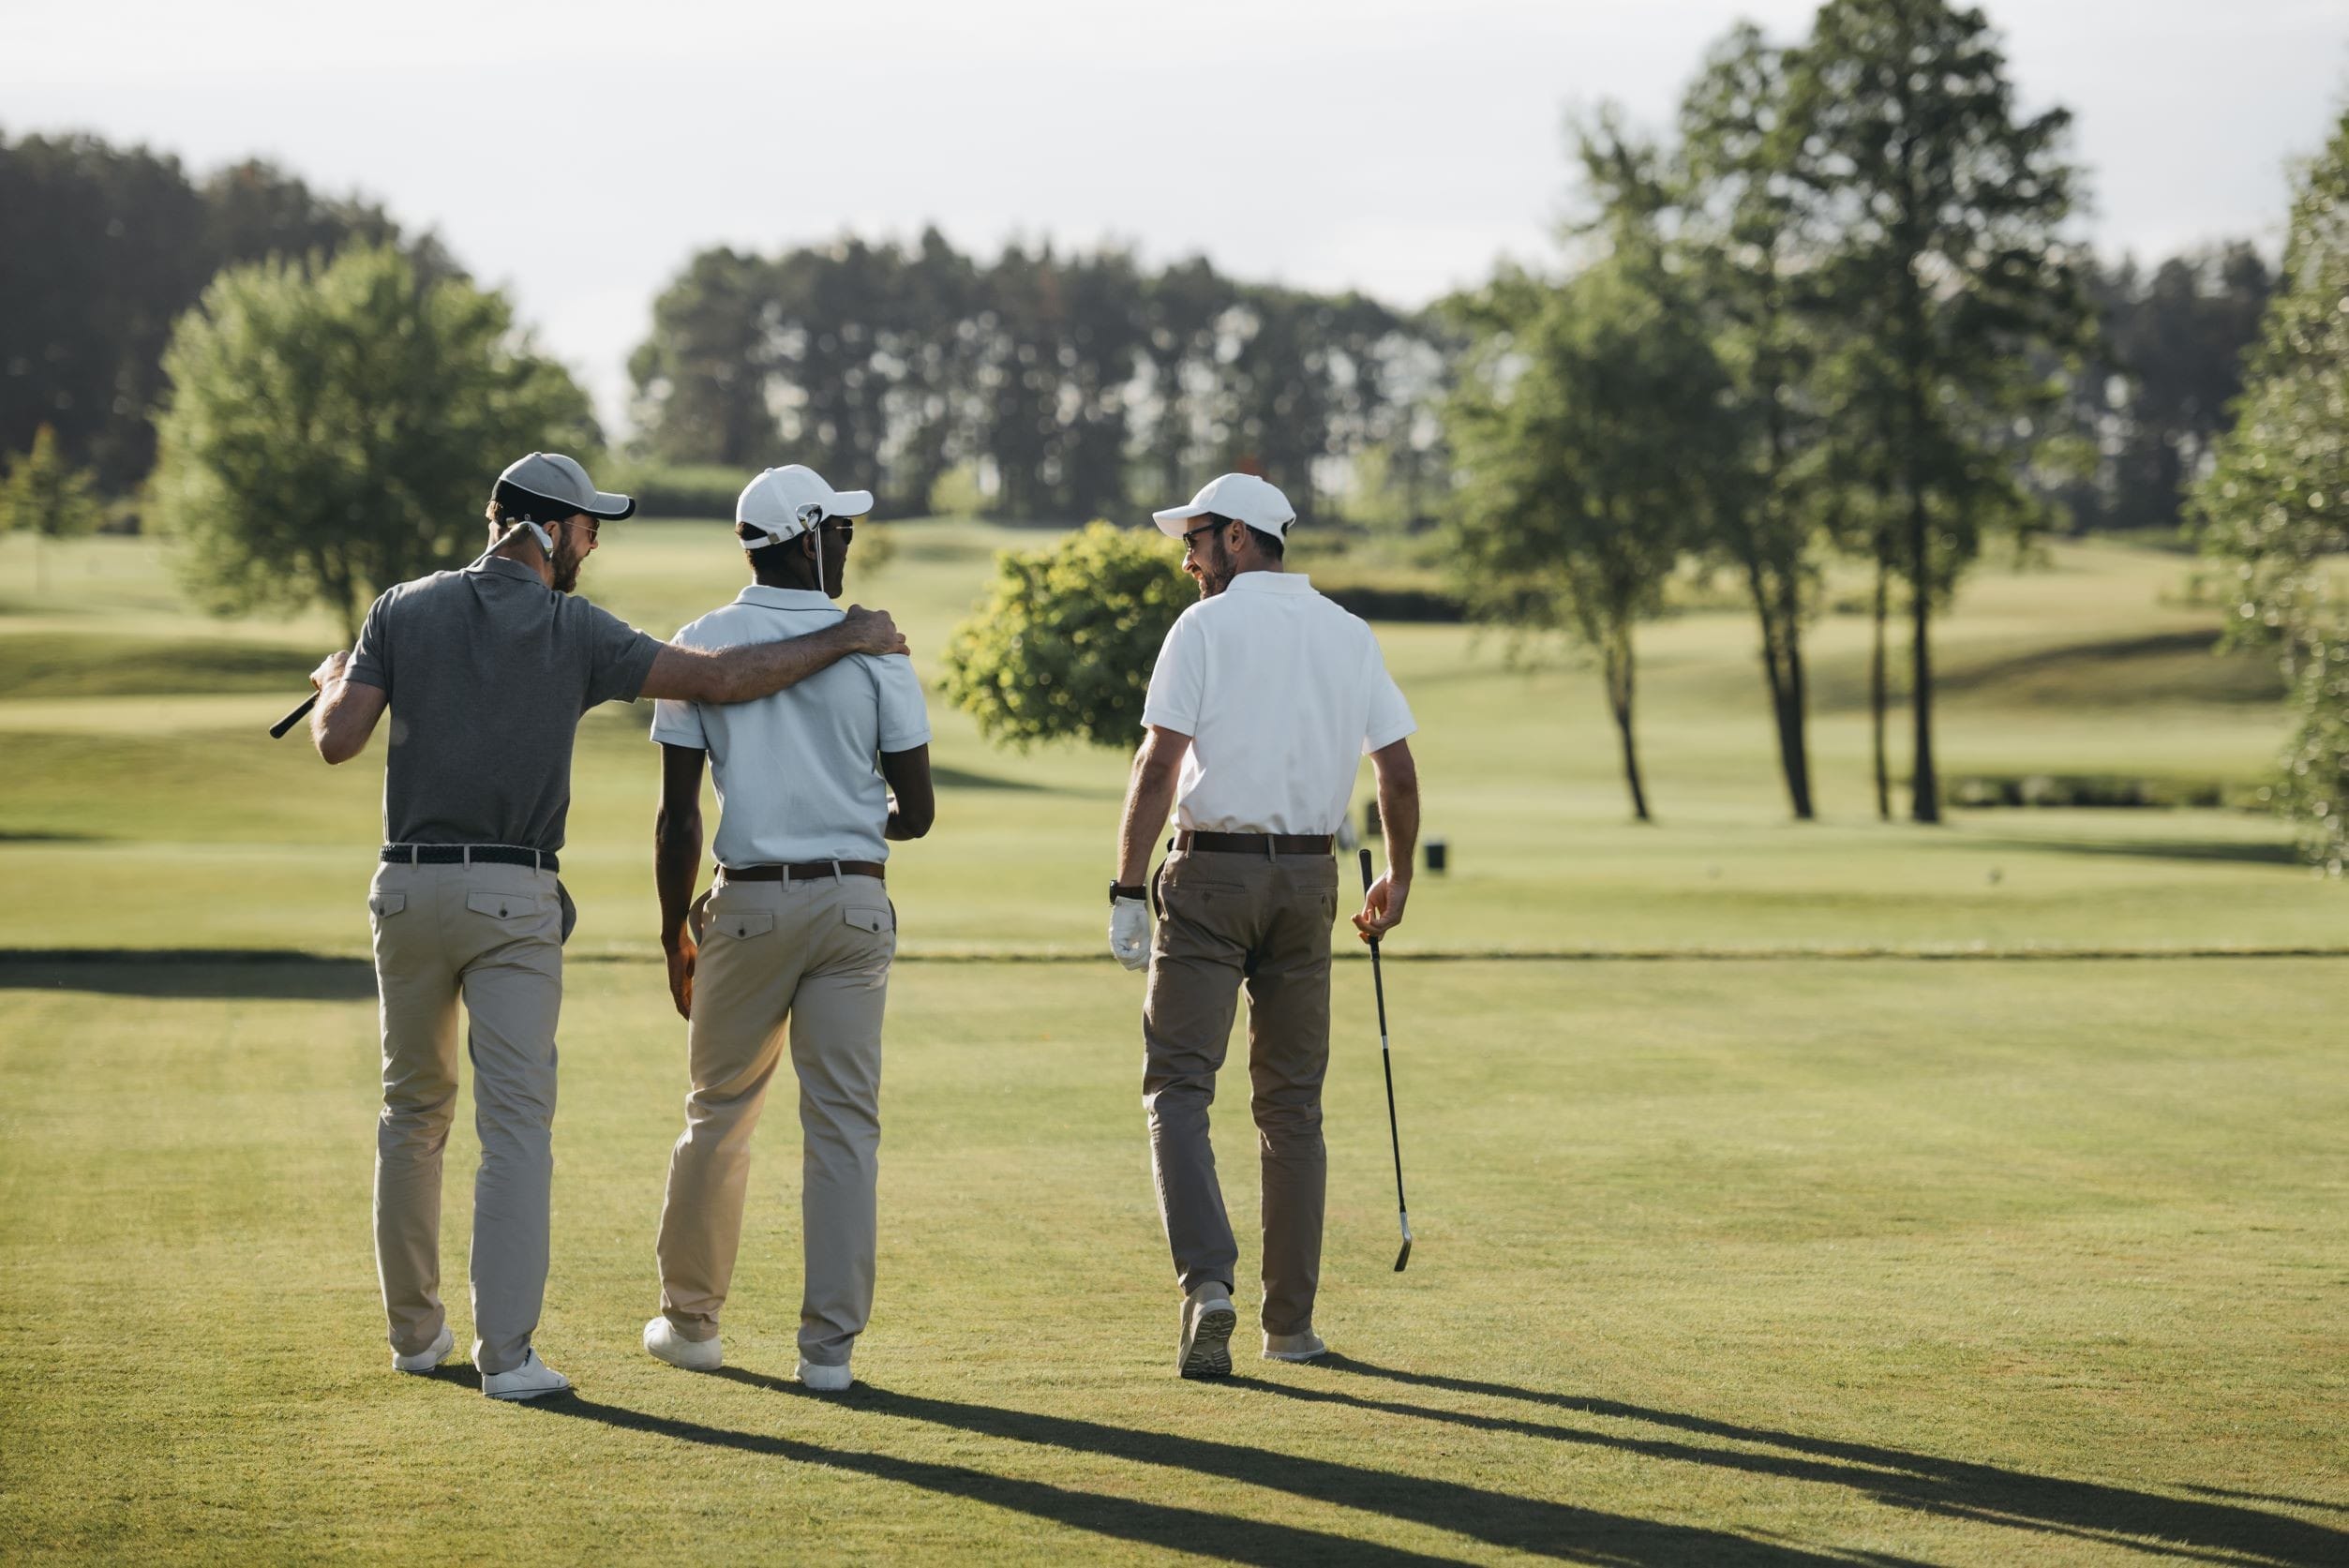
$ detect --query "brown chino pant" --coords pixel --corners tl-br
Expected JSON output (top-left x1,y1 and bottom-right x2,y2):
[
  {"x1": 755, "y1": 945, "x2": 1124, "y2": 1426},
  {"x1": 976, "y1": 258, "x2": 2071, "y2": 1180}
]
[
  {"x1": 654, "y1": 873, "x2": 895, "y2": 1367},
  {"x1": 1144, "y1": 847, "x2": 1339, "y2": 1336},
  {"x1": 368, "y1": 859, "x2": 564, "y2": 1377}
]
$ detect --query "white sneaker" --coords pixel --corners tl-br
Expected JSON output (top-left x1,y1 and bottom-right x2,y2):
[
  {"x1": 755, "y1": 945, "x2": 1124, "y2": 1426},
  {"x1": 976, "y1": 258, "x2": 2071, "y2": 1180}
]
[
  {"x1": 392, "y1": 1323, "x2": 455, "y2": 1373},
  {"x1": 1263, "y1": 1329, "x2": 1328, "y2": 1363},
  {"x1": 796, "y1": 1358, "x2": 852, "y2": 1392},
  {"x1": 481, "y1": 1349, "x2": 571, "y2": 1401},
  {"x1": 1177, "y1": 1282, "x2": 1236, "y2": 1380},
  {"x1": 643, "y1": 1316, "x2": 723, "y2": 1372}
]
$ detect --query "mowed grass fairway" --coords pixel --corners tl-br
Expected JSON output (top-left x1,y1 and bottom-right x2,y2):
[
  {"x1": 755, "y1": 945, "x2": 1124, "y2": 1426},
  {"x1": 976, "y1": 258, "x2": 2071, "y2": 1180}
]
[{"x1": 2, "y1": 522, "x2": 2345, "y2": 1562}]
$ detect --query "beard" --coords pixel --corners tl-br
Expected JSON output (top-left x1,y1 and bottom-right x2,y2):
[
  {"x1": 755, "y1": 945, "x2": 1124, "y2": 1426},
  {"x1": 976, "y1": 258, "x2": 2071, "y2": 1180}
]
[
  {"x1": 550, "y1": 545, "x2": 584, "y2": 594},
  {"x1": 1192, "y1": 536, "x2": 1234, "y2": 598}
]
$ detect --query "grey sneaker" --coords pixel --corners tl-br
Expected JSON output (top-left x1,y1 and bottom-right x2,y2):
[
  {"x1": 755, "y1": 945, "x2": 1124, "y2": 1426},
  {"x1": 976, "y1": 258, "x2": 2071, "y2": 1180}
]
[
  {"x1": 1263, "y1": 1329, "x2": 1328, "y2": 1363},
  {"x1": 1177, "y1": 1282, "x2": 1237, "y2": 1380},
  {"x1": 481, "y1": 1348, "x2": 571, "y2": 1401}
]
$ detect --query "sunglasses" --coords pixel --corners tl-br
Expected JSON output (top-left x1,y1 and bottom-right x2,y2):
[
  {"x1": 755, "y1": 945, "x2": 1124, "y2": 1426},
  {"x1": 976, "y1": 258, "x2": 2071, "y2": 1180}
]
[{"x1": 1179, "y1": 521, "x2": 1220, "y2": 552}]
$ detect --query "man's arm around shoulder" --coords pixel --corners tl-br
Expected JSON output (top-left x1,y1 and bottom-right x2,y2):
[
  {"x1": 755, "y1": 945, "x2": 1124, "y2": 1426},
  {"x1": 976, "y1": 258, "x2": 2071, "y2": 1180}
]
[{"x1": 639, "y1": 605, "x2": 909, "y2": 705}]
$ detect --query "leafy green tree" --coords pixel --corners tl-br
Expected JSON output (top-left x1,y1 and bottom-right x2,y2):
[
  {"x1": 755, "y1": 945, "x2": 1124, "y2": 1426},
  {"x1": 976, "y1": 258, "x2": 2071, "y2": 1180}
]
[
  {"x1": 1788, "y1": 0, "x2": 2090, "y2": 823},
  {"x1": 2195, "y1": 108, "x2": 2349, "y2": 869},
  {"x1": 149, "y1": 243, "x2": 594, "y2": 637},
  {"x1": 0, "y1": 129, "x2": 443, "y2": 490},
  {"x1": 940, "y1": 522, "x2": 1194, "y2": 748},
  {"x1": 1447, "y1": 260, "x2": 1738, "y2": 821},
  {"x1": 1, "y1": 423, "x2": 106, "y2": 591}
]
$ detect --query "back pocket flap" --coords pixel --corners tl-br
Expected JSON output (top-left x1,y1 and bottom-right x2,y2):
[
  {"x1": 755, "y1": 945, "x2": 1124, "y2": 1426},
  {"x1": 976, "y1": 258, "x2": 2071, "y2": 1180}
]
[
  {"x1": 717, "y1": 910, "x2": 774, "y2": 939},
  {"x1": 466, "y1": 891, "x2": 542, "y2": 919},
  {"x1": 844, "y1": 907, "x2": 893, "y2": 935},
  {"x1": 367, "y1": 892, "x2": 406, "y2": 918}
]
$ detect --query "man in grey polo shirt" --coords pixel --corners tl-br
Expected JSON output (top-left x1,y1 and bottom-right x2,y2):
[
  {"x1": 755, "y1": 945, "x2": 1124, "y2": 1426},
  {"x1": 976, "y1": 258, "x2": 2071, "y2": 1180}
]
[
  {"x1": 638, "y1": 463, "x2": 932, "y2": 1391},
  {"x1": 1109, "y1": 472, "x2": 1420, "y2": 1380},
  {"x1": 304, "y1": 452, "x2": 907, "y2": 1400}
]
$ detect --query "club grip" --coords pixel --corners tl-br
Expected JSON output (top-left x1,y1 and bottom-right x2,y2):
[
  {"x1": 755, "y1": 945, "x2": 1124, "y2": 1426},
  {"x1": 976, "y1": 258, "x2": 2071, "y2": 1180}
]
[
  {"x1": 1358, "y1": 845, "x2": 1375, "y2": 892},
  {"x1": 269, "y1": 693, "x2": 319, "y2": 739}
]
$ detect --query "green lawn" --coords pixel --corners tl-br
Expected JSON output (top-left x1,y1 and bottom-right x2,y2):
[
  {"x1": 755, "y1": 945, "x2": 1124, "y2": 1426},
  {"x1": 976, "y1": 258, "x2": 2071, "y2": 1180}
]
[{"x1": 1, "y1": 522, "x2": 2345, "y2": 1562}]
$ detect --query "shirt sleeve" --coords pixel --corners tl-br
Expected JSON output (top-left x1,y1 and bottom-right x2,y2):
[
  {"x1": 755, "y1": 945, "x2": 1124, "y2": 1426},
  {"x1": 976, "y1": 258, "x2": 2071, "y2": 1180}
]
[
  {"x1": 873, "y1": 655, "x2": 931, "y2": 752},
  {"x1": 648, "y1": 621, "x2": 707, "y2": 748},
  {"x1": 1139, "y1": 610, "x2": 1204, "y2": 736},
  {"x1": 345, "y1": 590, "x2": 394, "y2": 693},
  {"x1": 580, "y1": 602, "x2": 666, "y2": 709},
  {"x1": 1361, "y1": 631, "x2": 1416, "y2": 754}
]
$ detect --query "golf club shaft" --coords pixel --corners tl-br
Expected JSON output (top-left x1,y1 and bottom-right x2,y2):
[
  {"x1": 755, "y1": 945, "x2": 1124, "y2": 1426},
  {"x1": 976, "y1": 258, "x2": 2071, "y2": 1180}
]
[
  {"x1": 269, "y1": 693, "x2": 318, "y2": 739},
  {"x1": 1358, "y1": 849, "x2": 1410, "y2": 1219}
]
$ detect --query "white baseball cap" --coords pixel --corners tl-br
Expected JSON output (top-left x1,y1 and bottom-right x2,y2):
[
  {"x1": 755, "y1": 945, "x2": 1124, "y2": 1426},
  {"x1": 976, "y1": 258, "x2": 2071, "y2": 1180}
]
[
  {"x1": 1151, "y1": 472, "x2": 1296, "y2": 540},
  {"x1": 737, "y1": 464, "x2": 876, "y2": 546},
  {"x1": 496, "y1": 452, "x2": 636, "y2": 520}
]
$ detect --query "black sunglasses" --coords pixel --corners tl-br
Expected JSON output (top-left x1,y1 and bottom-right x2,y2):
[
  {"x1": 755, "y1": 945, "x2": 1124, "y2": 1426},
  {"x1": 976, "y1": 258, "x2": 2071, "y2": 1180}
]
[{"x1": 1179, "y1": 521, "x2": 1220, "y2": 552}]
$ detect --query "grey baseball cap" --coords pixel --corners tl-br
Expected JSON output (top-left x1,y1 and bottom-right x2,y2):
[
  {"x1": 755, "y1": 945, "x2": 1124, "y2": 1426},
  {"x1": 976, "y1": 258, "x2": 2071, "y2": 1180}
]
[{"x1": 495, "y1": 452, "x2": 636, "y2": 521}]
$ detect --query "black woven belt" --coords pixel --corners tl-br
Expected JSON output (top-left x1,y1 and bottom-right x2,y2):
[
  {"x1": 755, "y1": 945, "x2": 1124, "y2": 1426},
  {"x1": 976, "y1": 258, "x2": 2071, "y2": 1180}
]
[
  {"x1": 381, "y1": 844, "x2": 558, "y2": 872},
  {"x1": 1174, "y1": 831, "x2": 1333, "y2": 857},
  {"x1": 718, "y1": 861, "x2": 886, "y2": 883}
]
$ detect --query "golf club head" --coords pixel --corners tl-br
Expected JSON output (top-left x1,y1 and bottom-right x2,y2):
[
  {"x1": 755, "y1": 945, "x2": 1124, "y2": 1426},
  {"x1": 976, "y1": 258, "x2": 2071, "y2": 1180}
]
[{"x1": 1394, "y1": 1215, "x2": 1413, "y2": 1273}]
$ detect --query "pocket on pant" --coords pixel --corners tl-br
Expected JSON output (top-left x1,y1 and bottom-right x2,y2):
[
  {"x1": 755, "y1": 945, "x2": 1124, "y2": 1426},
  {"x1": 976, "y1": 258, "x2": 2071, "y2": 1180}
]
[
  {"x1": 844, "y1": 905, "x2": 893, "y2": 937},
  {"x1": 367, "y1": 892, "x2": 407, "y2": 918},
  {"x1": 711, "y1": 909, "x2": 775, "y2": 941},
  {"x1": 465, "y1": 891, "x2": 542, "y2": 921}
]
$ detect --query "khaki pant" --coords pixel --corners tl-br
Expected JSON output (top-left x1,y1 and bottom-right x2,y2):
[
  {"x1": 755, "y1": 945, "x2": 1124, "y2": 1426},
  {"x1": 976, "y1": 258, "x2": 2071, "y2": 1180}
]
[
  {"x1": 368, "y1": 859, "x2": 564, "y2": 1377},
  {"x1": 1143, "y1": 847, "x2": 1339, "y2": 1336},
  {"x1": 654, "y1": 873, "x2": 895, "y2": 1366}
]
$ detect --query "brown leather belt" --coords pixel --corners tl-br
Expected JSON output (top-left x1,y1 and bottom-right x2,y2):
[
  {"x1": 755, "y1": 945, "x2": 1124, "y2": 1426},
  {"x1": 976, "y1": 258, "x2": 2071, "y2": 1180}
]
[
  {"x1": 1174, "y1": 831, "x2": 1333, "y2": 857},
  {"x1": 717, "y1": 860, "x2": 886, "y2": 883}
]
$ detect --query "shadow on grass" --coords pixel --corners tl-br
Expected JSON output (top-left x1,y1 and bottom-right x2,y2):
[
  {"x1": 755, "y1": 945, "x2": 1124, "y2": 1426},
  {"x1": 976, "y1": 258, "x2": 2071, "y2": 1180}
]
[
  {"x1": 528, "y1": 1390, "x2": 1460, "y2": 1566},
  {"x1": 1272, "y1": 1357, "x2": 2344, "y2": 1567},
  {"x1": 1932, "y1": 834, "x2": 2300, "y2": 868},
  {"x1": 929, "y1": 763, "x2": 1048, "y2": 793},
  {"x1": 696, "y1": 1367, "x2": 1894, "y2": 1564},
  {"x1": 0, "y1": 952, "x2": 376, "y2": 1000}
]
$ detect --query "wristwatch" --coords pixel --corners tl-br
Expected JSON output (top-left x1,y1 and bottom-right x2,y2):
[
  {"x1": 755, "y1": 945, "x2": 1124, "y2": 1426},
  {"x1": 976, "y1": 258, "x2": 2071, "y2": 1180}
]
[{"x1": 1110, "y1": 881, "x2": 1147, "y2": 903}]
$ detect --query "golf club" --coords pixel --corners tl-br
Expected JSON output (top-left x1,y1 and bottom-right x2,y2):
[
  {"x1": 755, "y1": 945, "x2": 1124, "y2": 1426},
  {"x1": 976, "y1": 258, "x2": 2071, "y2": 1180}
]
[
  {"x1": 268, "y1": 693, "x2": 318, "y2": 739},
  {"x1": 1357, "y1": 846, "x2": 1413, "y2": 1272}
]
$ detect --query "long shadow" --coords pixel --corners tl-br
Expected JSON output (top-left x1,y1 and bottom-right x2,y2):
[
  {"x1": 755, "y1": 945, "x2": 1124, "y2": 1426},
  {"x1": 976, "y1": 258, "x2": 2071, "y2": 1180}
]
[
  {"x1": 711, "y1": 1367, "x2": 1906, "y2": 1564},
  {"x1": 1307, "y1": 1357, "x2": 2344, "y2": 1567},
  {"x1": 928, "y1": 763, "x2": 1047, "y2": 793},
  {"x1": 0, "y1": 952, "x2": 377, "y2": 1000},
  {"x1": 529, "y1": 1391, "x2": 1459, "y2": 1565}
]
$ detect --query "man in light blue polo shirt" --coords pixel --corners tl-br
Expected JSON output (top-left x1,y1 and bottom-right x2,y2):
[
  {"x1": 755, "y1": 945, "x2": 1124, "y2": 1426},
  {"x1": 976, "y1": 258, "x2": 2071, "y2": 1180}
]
[{"x1": 639, "y1": 463, "x2": 933, "y2": 1391}]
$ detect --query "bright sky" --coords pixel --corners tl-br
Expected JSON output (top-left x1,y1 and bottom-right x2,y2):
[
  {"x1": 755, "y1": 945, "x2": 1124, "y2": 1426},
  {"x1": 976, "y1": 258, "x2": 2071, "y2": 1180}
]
[{"x1": 7, "y1": 0, "x2": 2345, "y2": 428}]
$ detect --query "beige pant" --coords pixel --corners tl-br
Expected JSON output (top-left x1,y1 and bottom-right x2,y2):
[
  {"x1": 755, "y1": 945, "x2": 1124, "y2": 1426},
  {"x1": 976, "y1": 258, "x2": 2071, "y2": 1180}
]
[
  {"x1": 1143, "y1": 847, "x2": 1339, "y2": 1336},
  {"x1": 655, "y1": 873, "x2": 895, "y2": 1366},
  {"x1": 368, "y1": 859, "x2": 564, "y2": 1376}
]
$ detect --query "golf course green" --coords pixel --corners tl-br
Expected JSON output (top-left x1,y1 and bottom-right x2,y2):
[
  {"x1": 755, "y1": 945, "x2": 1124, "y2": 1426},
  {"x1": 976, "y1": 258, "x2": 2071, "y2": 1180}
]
[{"x1": 1, "y1": 521, "x2": 2342, "y2": 1562}]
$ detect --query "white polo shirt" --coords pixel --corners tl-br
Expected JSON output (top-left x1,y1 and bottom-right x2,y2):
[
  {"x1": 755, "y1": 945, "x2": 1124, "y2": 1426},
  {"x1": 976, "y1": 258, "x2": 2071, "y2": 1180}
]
[
  {"x1": 649, "y1": 586, "x2": 930, "y2": 866},
  {"x1": 1140, "y1": 572, "x2": 1415, "y2": 835}
]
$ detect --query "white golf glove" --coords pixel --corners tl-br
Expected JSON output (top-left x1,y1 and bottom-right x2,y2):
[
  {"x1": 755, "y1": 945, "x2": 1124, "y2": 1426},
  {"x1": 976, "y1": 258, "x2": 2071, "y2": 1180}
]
[{"x1": 1109, "y1": 896, "x2": 1151, "y2": 971}]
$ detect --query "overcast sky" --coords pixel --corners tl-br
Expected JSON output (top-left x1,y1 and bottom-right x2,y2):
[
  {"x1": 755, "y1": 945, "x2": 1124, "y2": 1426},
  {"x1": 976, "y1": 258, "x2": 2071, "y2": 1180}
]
[{"x1": 8, "y1": 0, "x2": 2346, "y2": 428}]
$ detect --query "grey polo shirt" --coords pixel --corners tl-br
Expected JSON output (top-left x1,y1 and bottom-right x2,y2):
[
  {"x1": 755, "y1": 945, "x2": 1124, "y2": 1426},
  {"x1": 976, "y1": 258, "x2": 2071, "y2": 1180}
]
[
  {"x1": 649, "y1": 585, "x2": 930, "y2": 866},
  {"x1": 347, "y1": 555, "x2": 665, "y2": 853}
]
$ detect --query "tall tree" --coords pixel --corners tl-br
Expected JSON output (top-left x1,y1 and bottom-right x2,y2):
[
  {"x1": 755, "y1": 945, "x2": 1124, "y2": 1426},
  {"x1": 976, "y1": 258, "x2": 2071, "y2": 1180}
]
[
  {"x1": 2195, "y1": 108, "x2": 2349, "y2": 870},
  {"x1": 0, "y1": 423, "x2": 106, "y2": 593},
  {"x1": 627, "y1": 247, "x2": 780, "y2": 468},
  {"x1": 0, "y1": 130, "x2": 439, "y2": 490},
  {"x1": 1664, "y1": 25, "x2": 1835, "y2": 820},
  {"x1": 1448, "y1": 261, "x2": 1737, "y2": 821},
  {"x1": 1789, "y1": 0, "x2": 2090, "y2": 823},
  {"x1": 150, "y1": 244, "x2": 594, "y2": 636}
]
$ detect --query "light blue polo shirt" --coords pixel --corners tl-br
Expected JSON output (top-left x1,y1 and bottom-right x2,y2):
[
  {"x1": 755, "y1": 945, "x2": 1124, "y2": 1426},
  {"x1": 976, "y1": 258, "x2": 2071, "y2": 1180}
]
[{"x1": 649, "y1": 586, "x2": 930, "y2": 866}]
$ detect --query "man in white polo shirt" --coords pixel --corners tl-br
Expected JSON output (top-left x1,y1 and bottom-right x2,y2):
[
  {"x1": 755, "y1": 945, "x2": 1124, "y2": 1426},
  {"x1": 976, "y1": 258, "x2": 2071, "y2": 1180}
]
[
  {"x1": 1108, "y1": 471, "x2": 1421, "y2": 1379},
  {"x1": 638, "y1": 463, "x2": 933, "y2": 1391}
]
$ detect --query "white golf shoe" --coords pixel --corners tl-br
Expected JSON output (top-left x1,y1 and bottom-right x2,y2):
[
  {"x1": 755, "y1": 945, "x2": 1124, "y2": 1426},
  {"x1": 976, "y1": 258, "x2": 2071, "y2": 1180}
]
[
  {"x1": 796, "y1": 1358, "x2": 853, "y2": 1392},
  {"x1": 1262, "y1": 1329, "x2": 1328, "y2": 1363},
  {"x1": 643, "y1": 1316, "x2": 723, "y2": 1372},
  {"x1": 480, "y1": 1349, "x2": 571, "y2": 1401},
  {"x1": 391, "y1": 1324, "x2": 455, "y2": 1373},
  {"x1": 1176, "y1": 1282, "x2": 1237, "y2": 1380}
]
